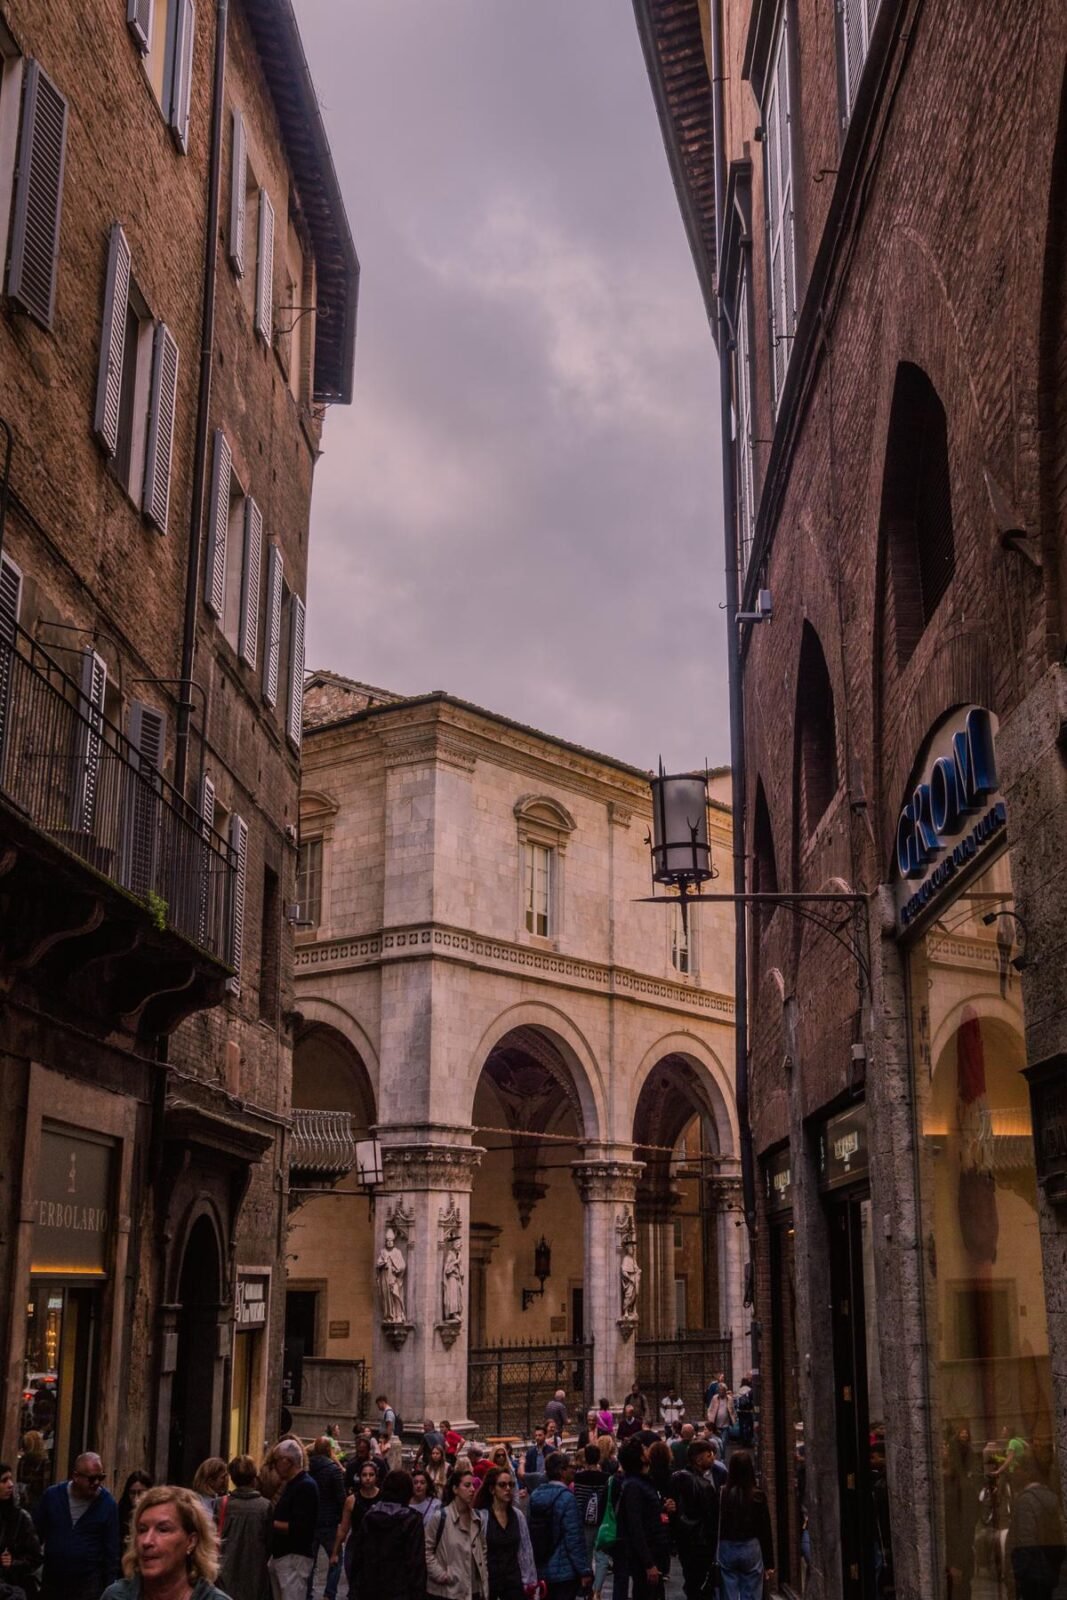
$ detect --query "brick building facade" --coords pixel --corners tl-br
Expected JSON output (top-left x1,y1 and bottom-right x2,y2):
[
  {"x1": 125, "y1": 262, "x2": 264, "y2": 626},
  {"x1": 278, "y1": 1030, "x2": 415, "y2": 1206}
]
[
  {"x1": 635, "y1": 1, "x2": 1067, "y2": 1597},
  {"x1": 0, "y1": 0, "x2": 356, "y2": 1488}
]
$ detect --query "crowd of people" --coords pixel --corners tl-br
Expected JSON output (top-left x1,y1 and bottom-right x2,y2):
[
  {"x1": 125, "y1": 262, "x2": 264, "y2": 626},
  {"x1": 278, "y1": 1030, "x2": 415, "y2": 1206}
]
[{"x1": 0, "y1": 1379, "x2": 775, "y2": 1600}]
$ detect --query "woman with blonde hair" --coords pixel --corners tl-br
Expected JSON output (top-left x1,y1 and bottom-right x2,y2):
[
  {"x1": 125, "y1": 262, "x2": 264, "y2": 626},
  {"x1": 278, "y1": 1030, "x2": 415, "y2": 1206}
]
[
  {"x1": 101, "y1": 1484, "x2": 230, "y2": 1598},
  {"x1": 191, "y1": 1457, "x2": 229, "y2": 1517}
]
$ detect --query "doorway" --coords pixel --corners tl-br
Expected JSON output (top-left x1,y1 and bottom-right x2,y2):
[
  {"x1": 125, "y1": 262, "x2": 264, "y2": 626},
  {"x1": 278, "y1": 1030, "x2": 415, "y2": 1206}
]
[
  {"x1": 284, "y1": 1289, "x2": 318, "y2": 1407},
  {"x1": 23, "y1": 1281, "x2": 100, "y2": 1486},
  {"x1": 168, "y1": 1216, "x2": 223, "y2": 1485}
]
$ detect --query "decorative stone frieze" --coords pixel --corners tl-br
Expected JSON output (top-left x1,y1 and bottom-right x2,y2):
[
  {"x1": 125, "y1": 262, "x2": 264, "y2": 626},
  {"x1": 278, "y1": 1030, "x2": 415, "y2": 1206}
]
[
  {"x1": 381, "y1": 1144, "x2": 483, "y2": 1192},
  {"x1": 571, "y1": 1160, "x2": 644, "y2": 1204}
]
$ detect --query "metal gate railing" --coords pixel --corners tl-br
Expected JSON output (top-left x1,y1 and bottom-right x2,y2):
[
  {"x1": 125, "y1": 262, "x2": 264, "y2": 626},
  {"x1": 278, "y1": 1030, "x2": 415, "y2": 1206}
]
[
  {"x1": 467, "y1": 1339, "x2": 593, "y2": 1439},
  {"x1": 634, "y1": 1330, "x2": 733, "y2": 1425}
]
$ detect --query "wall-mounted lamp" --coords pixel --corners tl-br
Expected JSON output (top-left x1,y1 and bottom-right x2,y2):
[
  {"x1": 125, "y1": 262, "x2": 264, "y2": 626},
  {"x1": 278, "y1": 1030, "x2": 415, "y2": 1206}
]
[
  {"x1": 981, "y1": 909, "x2": 1028, "y2": 971},
  {"x1": 522, "y1": 1235, "x2": 552, "y2": 1311},
  {"x1": 647, "y1": 763, "x2": 717, "y2": 936}
]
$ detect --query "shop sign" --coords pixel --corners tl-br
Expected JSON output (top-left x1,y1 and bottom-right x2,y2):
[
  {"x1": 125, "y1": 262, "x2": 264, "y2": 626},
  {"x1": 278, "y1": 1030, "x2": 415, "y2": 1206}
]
[
  {"x1": 328, "y1": 1320, "x2": 350, "y2": 1339},
  {"x1": 764, "y1": 1145, "x2": 793, "y2": 1216},
  {"x1": 895, "y1": 707, "x2": 1006, "y2": 932},
  {"x1": 235, "y1": 1274, "x2": 269, "y2": 1328},
  {"x1": 818, "y1": 1103, "x2": 869, "y2": 1192},
  {"x1": 1023, "y1": 1054, "x2": 1067, "y2": 1205},
  {"x1": 31, "y1": 1128, "x2": 113, "y2": 1276}
]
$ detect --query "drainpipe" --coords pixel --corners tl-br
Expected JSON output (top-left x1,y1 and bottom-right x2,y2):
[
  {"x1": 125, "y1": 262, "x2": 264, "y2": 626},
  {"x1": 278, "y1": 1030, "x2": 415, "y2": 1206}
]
[
  {"x1": 175, "y1": 0, "x2": 228, "y2": 794},
  {"x1": 709, "y1": 0, "x2": 757, "y2": 1362}
]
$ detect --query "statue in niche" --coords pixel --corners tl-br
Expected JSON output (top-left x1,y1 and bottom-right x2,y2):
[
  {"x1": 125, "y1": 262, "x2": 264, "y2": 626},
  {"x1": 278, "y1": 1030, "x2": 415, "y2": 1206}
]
[
  {"x1": 441, "y1": 1230, "x2": 464, "y2": 1322},
  {"x1": 619, "y1": 1220, "x2": 641, "y2": 1322},
  {"x1": 376, "y1": 1226, "x2": 408, "y2": 1324}
]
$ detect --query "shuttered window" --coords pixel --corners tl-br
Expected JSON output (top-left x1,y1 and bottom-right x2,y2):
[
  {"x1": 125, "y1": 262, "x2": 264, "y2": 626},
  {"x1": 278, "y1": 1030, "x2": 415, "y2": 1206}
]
[
  {"x1": 127, "y1": 0, "x2": 154, "y2": 52},
  {"x1": 142, "y1": 322, "x2": 179, "y2": 532},
  {"x1": 125, "y1": 700, "x2": 166, "y2": 898},
  {"x1": 839, "y1": 0, "x2": 882, "y2": 121},
  {"x1": 735, "y1": 266, "x2": 756, "y2": 577},
  {"x1": 197, "y1": 772, "x2": 215, "y2": 947},
  {"x1": 204, "y1": 429, "x2": 231, "y2": 616},
  {"x1": 73, "y1": 650, "x2": 107, "y2": 835},
  {"x1": 286, "y1": 593, "x2": 305, "y2": 747},
  {"x1": 229, "y1": 109, "x2": 246, "y2": 275},
  {"x1": 238, "y1": 496, "x2": 262, "y2": 668},
  {"x1": 262, "y1": 545, "x2": 283, "y2": 708},
  {"x1": 8, "y1": 60, "x2": 69, "y2": 330},
  {"x1": 764, "y1": 8, "x2": 797, "y2": 412},
  {"x1": 94, "y1": 225, "x2": 133, "y2": 457},
  {"x1": 169, "y1": 0, "x2": 195, "y2": 152},
  {"x1": 226, "y1": 811, "x2": 248, "y2": 993},
  {"x1": 254, "y1": 188, "x2": 274, "y2": 344},
  {"x1": 0, "y1": 554, "x2": 23, "y2": 780}
]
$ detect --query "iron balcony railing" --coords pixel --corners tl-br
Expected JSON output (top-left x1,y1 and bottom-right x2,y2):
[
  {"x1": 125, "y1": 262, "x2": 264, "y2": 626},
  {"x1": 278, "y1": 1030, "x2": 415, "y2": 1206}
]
[
  {"x1": 290, "y1": 1109, "x2": 358, "y2": 1177},
  {"x1": 0, "y1": 621, "x2": 235, "y2": 961}
]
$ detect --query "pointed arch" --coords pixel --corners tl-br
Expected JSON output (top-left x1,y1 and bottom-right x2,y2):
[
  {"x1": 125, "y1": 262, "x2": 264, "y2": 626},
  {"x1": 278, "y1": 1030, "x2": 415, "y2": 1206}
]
[{"x1": 793, "y1": 621, "x2": 839, "y2": 843}]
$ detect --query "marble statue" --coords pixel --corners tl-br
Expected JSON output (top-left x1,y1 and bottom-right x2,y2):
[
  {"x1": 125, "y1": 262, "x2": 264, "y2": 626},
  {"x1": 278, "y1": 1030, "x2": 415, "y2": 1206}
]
[{"x1": 376, "y1": 1226, "x2": 407, "y2": 1324}]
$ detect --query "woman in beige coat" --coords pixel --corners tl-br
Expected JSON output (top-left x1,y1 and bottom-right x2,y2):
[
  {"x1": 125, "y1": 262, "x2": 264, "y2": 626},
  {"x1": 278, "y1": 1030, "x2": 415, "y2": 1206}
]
[{"x1": 426, "y1": 1467, "x2": 489, "y2": 1600}]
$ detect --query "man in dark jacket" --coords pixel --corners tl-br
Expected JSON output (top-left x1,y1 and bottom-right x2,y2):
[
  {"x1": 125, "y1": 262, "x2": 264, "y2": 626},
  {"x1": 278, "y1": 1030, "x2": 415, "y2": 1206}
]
[
  {"x1": 306, "y1": 1437, "x2": 346, "y2": 1600},
  {"x1": 572, "y1": 1444, "x2": 610, "y2": 1568},
  {"x1": 33, "y1": 1452, "x2": 120, "y2": 1600},
  {"x1": 269, "y1": 1440, "x2": 319, "y2": 1599},
  {"x1": 670, "y1": 1439, "x2": 722, "y2": 1600},
  {"x1": 528, "y1": 1453, "x2": 591, "y2": 1600},
  {"x1": 524, "y1": 1427, "x2": 549, "y2": 1476},
  {"x1": 616, "y1": 1439, "x2": 670, "y2": 1600},
  {"x1": 349, "y1": 1470, "x2": 426, "y2": 1600}
]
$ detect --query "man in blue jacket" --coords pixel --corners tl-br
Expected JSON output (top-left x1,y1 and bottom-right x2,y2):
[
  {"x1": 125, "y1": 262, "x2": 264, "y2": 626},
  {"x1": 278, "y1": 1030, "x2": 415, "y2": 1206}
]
[
  {"x1": 33, "y1": 1451, "x2": 120, "y2": 1600},
  {"x1": 528, "y1": 1452, "x2": 591, "y2": 1600}
]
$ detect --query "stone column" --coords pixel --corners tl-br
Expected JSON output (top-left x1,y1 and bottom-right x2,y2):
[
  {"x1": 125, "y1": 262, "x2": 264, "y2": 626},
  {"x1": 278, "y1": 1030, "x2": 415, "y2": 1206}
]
[
  {"x1": 371, "y1": 1142, "x2": 482, "y2": 1425},
  {"x1": 708, "y1": 1176, "x2": 746, "y2": 1379},
  {"x1": 572, "y1": 1160, "x2": 643, "y2": 1406},
  {"x1": 635, "y1": 1192, "x2": 680, "y2": 1337}
]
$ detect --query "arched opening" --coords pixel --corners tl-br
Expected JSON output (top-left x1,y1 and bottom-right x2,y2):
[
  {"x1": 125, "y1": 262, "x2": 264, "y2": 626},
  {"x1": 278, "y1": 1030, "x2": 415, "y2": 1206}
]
[
  {"x1": 879, "y1": 361, "x2": 955, "y2": 670},
  {"x1": 169, "y1": 1214, "x2": 223, "y2": 1485},
  {"x1": 286, "y1": 1023, "x2": 376, "y2": 1425},
  {"x1": 752, "y1": 777, "x2": 779, "y2": 951},
  {"x1": 794, "y1": 621, "x2": 839, "y2": 842}
]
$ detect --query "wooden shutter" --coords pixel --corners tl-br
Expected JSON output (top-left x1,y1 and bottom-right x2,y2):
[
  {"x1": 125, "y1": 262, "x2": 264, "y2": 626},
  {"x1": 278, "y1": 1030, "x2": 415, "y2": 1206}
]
[
  {"x1": 73, "y1": 649, "x2": 107, "y2": 834},
  {"x1": 229, "y1": 109, "x2": 246, "y2": 276},
  {"x1": 169, "y1": 0, "x2": 195, "y2": 153},
  {"x1": 226, "y1": 811, "x2": 248, "y2": 993},
  {"x1": 238, "y1": 495, "x2": 262, "y2": 668},
  {"x1": 286, "y1": 594, "x2": 305, "y2": 747},
  {"x1": 7, "y1": 61, "x2": 69, "y2": 329},
  {"x1": 197, "y1": 772, "x2": 216, "y2": 947},
  {"x1": 262, "y1": 544, "x2": 283, "y2": 707},
  {"x1": 93, "y1": 224, "x2": 133, "y2": 457},
  {"x1": 125, "y1": 700, "x2": 166, "y2": 897},
  {"x1": 127, "y1": 0, "x2": 154, "y2": 52},
  {"x1": 0, "y1": 555, "x2": 24, "y2": 779},
  {"x1": 204, "y1": 430, "x2": 231, "y2": 616},
  {"x1": 142, "y1": 321, "x2": 179, "y2": 533},
  {"x1": 254, "y1": 188, "x2": 274, "y2": 344}
]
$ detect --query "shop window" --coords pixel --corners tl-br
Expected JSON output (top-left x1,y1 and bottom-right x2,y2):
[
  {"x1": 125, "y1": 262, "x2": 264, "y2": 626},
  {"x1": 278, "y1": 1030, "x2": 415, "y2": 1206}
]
[
  {"x1": 880, "y1": 362, "x2": 955, "y2": 669},
  {"x1": 794, "y1": 622, "x2": 839, "y2": 838}
]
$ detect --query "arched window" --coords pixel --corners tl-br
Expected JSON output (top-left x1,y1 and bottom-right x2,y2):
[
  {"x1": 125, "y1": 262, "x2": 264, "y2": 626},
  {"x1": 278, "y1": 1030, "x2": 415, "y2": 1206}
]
[
  {"x1": 880, "y1": 362, "x2": 955, "y2": 668},
  {"x1": 795, "y1": 623, "x2": 839, "y2": 838},
  {"x1": 752, "y1": 778, "x2": 779, "y2": 934}
]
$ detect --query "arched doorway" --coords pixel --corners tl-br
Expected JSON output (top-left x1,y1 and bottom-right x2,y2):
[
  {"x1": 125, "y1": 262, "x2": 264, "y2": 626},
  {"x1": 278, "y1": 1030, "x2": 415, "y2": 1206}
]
[{"x1": 168, "y1": 1214, "x2": 224, "y2": 1485}]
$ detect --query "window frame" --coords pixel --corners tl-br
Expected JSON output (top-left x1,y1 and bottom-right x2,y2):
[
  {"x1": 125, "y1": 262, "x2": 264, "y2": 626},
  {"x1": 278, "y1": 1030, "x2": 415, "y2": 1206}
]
[
  {"x1": 734, "y1": 259, "x2": 757, "y2": 578},
  {"x1": 514, "y1": 794, "x2": 575, "y2": 946},
  {"x1": 763, "y1": 3, "x2": 798, "y2": 413},
  {"x1": 295, "y1": 835, "x2": 324, "y2": 931}
]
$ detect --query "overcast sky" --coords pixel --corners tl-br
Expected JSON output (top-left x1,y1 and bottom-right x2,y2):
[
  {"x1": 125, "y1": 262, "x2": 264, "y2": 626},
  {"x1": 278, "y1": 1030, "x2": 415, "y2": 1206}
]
[{"x1": 294, "y1": 0, "x2": 727, "y2": 771}]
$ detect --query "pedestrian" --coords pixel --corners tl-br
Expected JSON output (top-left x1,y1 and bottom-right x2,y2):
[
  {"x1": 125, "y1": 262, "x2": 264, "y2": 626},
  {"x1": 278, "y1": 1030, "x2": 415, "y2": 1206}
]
[
  {"x1": 269, "y1": 1437, "x2": 320, "y2": 1599},
  {"x1": 716, "y1": 1448, "x2": 774, "y2": 1600},
  {"x1": 14, "y1": 1435, "x2": 49, "y2": 1515},
  {"x1": 596, "y1": 1435, "x2": 618, "y2": 1478},
  {"x1": 216, "y1": 1456, "x2": 271, "y2": 1600},
  {"x1": 544, "y1": 1390, "x2": 569, "y2": 1434},
  {"x1": 615, "y1": 1439, "x2": 670, "y2": 1600},
  {"x1": 669, "y1": 1438, "x2": 720, "y2": 1600},
  {"x1": 670, "y1": 1424, "x2": 695, "y2": 1469},
  {"x1": 441, "y1": 1422, "x2": 466, "y2": 1462},
  {"x1": 100, "y1": 1484, "x2": 229, "y2": 1600},
  {"x1": 647, "y1": 1441, "x2": 673, "y2": 1501},
  {"x1": 348, "y1": 1470, "x2": 426, "y2": 1600},
  {"x1": 528, "y1": 1451, "x2": 591, "y2": 1600},
  {"x1": 734, "y1": 1377, "x2": 755, "y2": 1450},
  {"x1": 426, "y1": 1445, "x2": 449, "y2": 1494},
  {"x1": 324, "y1": 1427, "x2": 345, "y2": 1464},
  {"x1": 522, "y1": 1428, "x2": 549, "y2": 1478},
  {"x1": 577, "y1": 1411, "x2": 600, "y2": 1451},
  {"x1": 475, "y1": 1465, "x2": 536, "y2": 1600},
  {"x1": 1005, "y1": 1447, "x2": 1066, "y2": 1600},
  {"x1": 596, "y1": 1400, "x2": 615, "y2": 1438},
  {"x1": 33, "y1": 1449, "x2": 120, "y2": 1600},
  {"x1": 420, "y1": 1420, "x2": 446, "y2": 1462},
  {"x1": 0, "y1": 1460, "x2": 42, "y2": 1598},
  {"x1": 616, "y1": 1404, "x2": 642, "y2": 1444},
  {"x1": 410, "y1": 1469, "x2": 439, "y2": 1525},
  {"x1": 425, "y1": 1467, "x2": 488, "y2": 1600},
  {"x1": 332, "y1": 1462, "x2": 381, "y2": 1587},
  {"x1": 625, "y1": 1382, "x2": 649, "y2": 1424},
  {"x1": 469, "y1": 1443, "x2": 491, "y2": 1482},
  {"x1": 573, "y1": 1443, "x2": 610, "y2": 1570},
  {"x1": 706, "y1": 1383, "x2": 735, "y2": 1449},
  {"x1": 343, "y1": 1438, "x2": 381, "y2": 1496},
  {"x1": 117, "y1": 1471, "x2": 154, "y2": 1548},
  {"x1": 376, "y1": 1395, "x2": 400, "y2": 1447},
  {"x1": 943, "y1": 1424, "x2": 981, "y2": 1600},
  {"x1": 306, "y1": 1436, "x2": 345, "y2": 1600},
  {"x1": 660, "y1": 1392, "x2": 685, "y2": 1433},
  {"x1": 192, "y1": 1457, "x2": 230, "y2": 1518},
  {"x1": 591, "y1": 1466, "x2": 623, "y2": 1600}
]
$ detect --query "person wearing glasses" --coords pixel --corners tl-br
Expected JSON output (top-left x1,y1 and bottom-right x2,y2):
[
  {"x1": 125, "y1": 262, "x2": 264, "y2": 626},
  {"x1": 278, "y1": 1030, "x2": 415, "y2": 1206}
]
[{"x1": 32, "y1": 1451, "x2": 120, "y2": 1600}]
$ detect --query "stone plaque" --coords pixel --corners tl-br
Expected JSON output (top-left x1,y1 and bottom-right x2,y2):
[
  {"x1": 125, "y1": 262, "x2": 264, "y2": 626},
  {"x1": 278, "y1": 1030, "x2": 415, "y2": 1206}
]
[{"x1": 329, "y1": 1320, "x2": 351, "y2": 1339}]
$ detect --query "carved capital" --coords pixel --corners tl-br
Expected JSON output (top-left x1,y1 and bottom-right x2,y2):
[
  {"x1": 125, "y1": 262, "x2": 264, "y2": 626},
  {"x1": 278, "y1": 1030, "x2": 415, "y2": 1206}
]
[
  {"x1": 571, "y1": 1160, "x2": 644, "y2": 1204},
  {"x1": 705, "y1": 1177, "x2": 744, "y2": 1211},
  {"x1": 381, "y1": 1144, "x2": 483, "y2": 1192}
]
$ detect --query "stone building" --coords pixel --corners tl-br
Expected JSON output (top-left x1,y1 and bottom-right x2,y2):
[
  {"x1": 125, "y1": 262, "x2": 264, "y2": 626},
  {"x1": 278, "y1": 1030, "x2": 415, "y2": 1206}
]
[
  {"x1": 287, "y1": 672, "x2": 743, "y2": 1434},
  {"x1": 0, "y1": 0, "x2": 356, "y2": 1487},
  {"x1": 634, "y1": 0, "x2": 1067, "y2": 1597}
]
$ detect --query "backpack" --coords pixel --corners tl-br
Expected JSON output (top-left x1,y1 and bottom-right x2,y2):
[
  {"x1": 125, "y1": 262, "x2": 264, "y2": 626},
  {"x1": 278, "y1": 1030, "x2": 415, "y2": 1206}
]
[
  {"x1": 529, "y1": 1490, "x2": 562, "y2": 1570},
  {"x1": 584, "y1": 1490, "x2": 599, "y2": 1526}
]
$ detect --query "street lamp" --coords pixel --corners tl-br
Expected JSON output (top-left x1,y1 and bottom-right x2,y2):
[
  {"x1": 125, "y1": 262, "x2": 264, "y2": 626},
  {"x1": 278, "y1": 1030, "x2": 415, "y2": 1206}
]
[
  {"x1": 648, "y1": 762, "x2": 717, "y2": 934},
  {"x1": 522, "y1": 1235, "x2": 552, "y2": 1311}
]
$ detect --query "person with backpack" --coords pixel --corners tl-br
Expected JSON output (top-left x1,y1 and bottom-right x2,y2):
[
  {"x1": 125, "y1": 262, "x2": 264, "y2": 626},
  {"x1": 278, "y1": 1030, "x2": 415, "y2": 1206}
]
[
  {"x1": 615, "y1": 1439, "x2": 670, "y2": 1600},
  {"x1": 216, "y1": 1455, "x2": 271, "y2": 1600},
  {"x1": 425, "y1": 1466, "x2": 488, "y2": 1600},
  {"x1": 527, "y1": 1453, "x2": 590, "y2": 1600},
  {"x1": 572, "y1": 1445, "x2": 610, "y2": 1571},
  {"x1": 669, "y1": 1438, "x2": 724, "y2": 1600},
  {"x1": 349, "y1": 1470, "x2": 426, "y2": 1600}
]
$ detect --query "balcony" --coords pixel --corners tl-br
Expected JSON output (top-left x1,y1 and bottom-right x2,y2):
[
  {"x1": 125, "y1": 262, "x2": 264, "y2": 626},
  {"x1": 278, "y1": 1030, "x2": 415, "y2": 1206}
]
[
  {"x1": 290, "y1": 1109, "x2": 358, "y2": 1186},
  {"x1": 0, "y1": 622, "x2": 236, "y2": 1041}
]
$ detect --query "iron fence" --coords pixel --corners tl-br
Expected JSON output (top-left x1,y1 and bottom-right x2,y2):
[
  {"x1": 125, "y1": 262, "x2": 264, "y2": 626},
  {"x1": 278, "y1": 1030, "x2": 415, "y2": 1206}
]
[
  {"x1": 467, "y1": 1338, "x2": 593, "y2": 1439},
  {"x1": 635, "y1": 1330, "x2": 734, "y2": 1425},
  {"x1": 0, "y1": 621, "x2": 235, "y2": 959}
]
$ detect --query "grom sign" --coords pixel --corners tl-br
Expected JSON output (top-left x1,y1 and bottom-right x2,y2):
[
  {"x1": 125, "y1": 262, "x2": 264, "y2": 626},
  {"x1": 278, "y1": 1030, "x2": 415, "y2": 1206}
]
[
  {"x1": 31, "y1": 1126, "x2": 114, "y2": 1276},
  {"x1": 894, "y1": 706, "x2": 1007, "y2": 933}
]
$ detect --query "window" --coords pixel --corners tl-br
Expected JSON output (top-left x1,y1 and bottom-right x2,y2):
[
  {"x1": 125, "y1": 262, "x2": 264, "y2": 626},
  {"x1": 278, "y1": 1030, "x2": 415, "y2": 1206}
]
[
  {"x1": 0, "y1": 552, "x2": 22, "y2": 774},
  {"x1": 280, "y1": 216, "x2": 313, "y2": 401},
  {"x1": 670, "y1": 900, "x2": 696, "y2": 975},
  {"x1": 764, "y1": 6, "x2": 797, "y2": 411},
  {"x1": 794, "y1": 622, "x2": 839, "y2": 838},
  {"x1": 0, "y1": 24, "x2": 24, "y2": 291},
  {"x1": 258, "y1": 864, "x2": 280, "y2": 1023},
  {"x1": 5, "y1": 57, "x2": 68, "y2": 329},
  {"x1": 203, "y1": 431, "x2": 263, "y2": 668},
  {"x1": 514, "y1": 795, "x2": 574, "y2": 942},
  {"x1": 838, "y1": 0, "x2": 882, "y2": 124},
  {"x1": 285, "y1": 587, "x2": 306, "y2": 748},
  {"x1": 128, "y1": 0, "x2": 194, "y2": 152},
  {"x1": 524, "y1": 842, "x2": 552, "y2": 937},
  {"x1": 296, "y1": 837, "x2": 323, "y2": 929},
  {"x1": 123, "y1": 699, "x2": 167, "y2": 896},
  {"x1": 752, "y1": 777, "x2": 779, "y2": 935},
  {"x1": 226, "y1": 812, "x2": 248, "y2": 995},
  {"x1": 94, "y1": 226, "x2": 180, "y2": 531},
  {"x1": 734, "y1": 263, "x2": 756, "y2": 575},
  {"x1": 879, "y1": 363, "x2": 955, "y2": 670}
]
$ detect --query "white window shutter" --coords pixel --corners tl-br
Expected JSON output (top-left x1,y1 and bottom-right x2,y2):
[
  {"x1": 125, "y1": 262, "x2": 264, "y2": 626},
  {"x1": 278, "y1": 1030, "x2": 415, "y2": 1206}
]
[
  {"x1": 169, "y1": 0, "x2": 195, "y2": 153},
  {"x1": 197, "y1": 772, "x2": 216, "y2": 946},
  {"x1": 204, "y1": 430, "x2": 231, "y2": 616},
  {"x1": 226, "y1": 811, "x2": 248, "y2": 993},
  {"x1": 254, "y1": 189, "x2": 274, "y2": 344},
  {"x1": 125, "y1": 700, "x2": 167, "y2": 897},
  {"x1": 229, "y1": 109, "x2": 246, "y2": 276},
  {"x1": 199, "y1": 772, "x2": 216, "y2": 832},
  {"x1": 286, "y1": 594, "x2": 305, "y2": 747},
  {"x1": 7, "y1": 61, "x2": 69, "y2": 330},
  {"x1": 0, "y1": 555, "x2": 24, "y2": 778},
  {"x1": 142, "y1": 321, "x2": 180, "y2": 533},
  {"x1": 238, "y1": 495, "x2": 263, "y2": 669},
  {"x1": 93, "y1": 224, "x2": 133, "y2": 457},
  {"x1": 127, "y1": 0, "x2": 154, "y2": 52},
  {"x1": 262, "y1": 544, "x2": 283, "y2": 707},
  {"x1": 73, "y1": 649, "x2": 107, "y2": 834}
]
